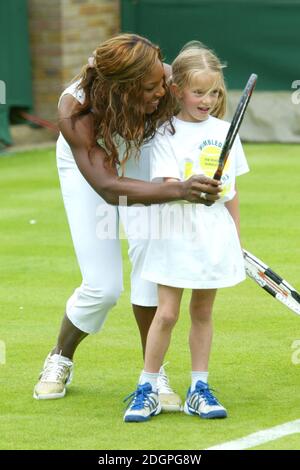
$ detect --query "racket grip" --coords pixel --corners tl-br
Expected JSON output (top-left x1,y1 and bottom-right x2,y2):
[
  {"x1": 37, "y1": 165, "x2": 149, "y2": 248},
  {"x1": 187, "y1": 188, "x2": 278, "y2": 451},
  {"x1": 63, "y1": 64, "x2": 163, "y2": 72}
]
[{"x1": 213, "y1": 168, "x2": 222, "y2": 181}]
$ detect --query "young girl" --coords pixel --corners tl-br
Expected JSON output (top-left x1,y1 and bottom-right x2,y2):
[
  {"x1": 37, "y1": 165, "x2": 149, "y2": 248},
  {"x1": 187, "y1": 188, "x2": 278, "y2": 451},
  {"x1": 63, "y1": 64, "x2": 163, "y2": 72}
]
[{"x1": 124, "y1": 41, "x2": 249, "y2": 422}]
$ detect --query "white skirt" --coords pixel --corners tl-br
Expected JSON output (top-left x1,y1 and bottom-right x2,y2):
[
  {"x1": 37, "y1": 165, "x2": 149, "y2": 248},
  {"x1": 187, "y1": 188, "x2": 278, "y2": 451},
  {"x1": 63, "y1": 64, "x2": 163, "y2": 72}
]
[{"x1": 141, "y1": 202, "x2": 246, "y2": 289}]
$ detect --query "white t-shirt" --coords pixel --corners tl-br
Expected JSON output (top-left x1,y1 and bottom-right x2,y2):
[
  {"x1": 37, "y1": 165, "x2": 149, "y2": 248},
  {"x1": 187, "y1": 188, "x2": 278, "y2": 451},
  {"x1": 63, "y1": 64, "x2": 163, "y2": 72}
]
[
  {"x1": 151, "y1": 115, "x2": 249, "y2": 202},
  {"x1": 141, "y1": 115, "x2": 249, "y2": 289}
]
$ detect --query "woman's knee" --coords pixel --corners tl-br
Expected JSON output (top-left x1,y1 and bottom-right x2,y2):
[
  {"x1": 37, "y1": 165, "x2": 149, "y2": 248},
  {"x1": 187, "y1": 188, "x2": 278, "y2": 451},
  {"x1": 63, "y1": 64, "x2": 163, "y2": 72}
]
[
  {"x1": 66, "y1": 283, "x2": 122, "y2": 334},
  {"x1": 92, "y1": 284, "x2": 122, "y2": 309},
  {"x1": 70, "y1": 282, "x2": 122, "y2": 311},
  {"x1": 101, "y1": 287, "x2": 121, "y2": 309}
]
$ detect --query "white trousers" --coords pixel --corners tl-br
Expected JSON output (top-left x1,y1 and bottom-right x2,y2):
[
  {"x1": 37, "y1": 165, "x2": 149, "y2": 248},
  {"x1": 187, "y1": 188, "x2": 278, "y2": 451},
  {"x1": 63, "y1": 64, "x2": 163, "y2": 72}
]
[{"x1": 57, "y1": 150, "x2": 157, "y2": 334}]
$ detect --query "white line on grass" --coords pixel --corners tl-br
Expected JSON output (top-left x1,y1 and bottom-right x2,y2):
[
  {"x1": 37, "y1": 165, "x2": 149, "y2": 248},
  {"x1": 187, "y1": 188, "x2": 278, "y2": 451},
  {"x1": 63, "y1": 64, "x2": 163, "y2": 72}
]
[{"x1": 206, "y1": 419, "x2": 300, "y2": 450}]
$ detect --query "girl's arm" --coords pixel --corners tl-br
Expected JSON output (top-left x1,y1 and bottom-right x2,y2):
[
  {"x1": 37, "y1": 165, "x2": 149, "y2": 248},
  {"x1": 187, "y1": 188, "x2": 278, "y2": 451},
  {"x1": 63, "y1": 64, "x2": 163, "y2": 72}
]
[
  {"x1": 58, "y1": 95, "x2": 221, "y2": 206},
  {"x1": 225, "y1": 188, "x2": 240, "y2": 239}
]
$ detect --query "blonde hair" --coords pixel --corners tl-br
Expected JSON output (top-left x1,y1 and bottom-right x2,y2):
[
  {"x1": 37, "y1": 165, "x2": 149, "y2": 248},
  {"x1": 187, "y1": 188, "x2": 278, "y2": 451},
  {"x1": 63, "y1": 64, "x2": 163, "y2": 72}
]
[
  {"x1": 171, "y1": 41, "x2": 227, "y2": 118},
  {"x1": 70, "y1": 34, "x2": 173, "y2": 169}
]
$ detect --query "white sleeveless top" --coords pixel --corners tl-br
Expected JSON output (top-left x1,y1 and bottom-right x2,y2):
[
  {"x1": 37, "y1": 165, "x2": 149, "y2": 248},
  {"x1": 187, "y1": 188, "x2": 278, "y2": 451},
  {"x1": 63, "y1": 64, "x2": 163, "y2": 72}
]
[{"x1": 56, "y1": 80, "x2": 151, "y2": 181}]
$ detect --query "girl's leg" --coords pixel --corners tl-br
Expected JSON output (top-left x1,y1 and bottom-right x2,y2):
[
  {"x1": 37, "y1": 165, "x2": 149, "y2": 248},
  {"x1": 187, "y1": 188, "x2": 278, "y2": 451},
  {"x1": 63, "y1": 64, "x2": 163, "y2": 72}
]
[
  {"x1": 124, "y1": 284, "x2": 183, "y2": 422},
  {"x1": 189, "y1": 289, "x2": 217, "y2": 371},
  {"x1": 144, "y1": 284, "x2": 183, "y2": 373},
  {"x1": 185, "y1": 288, "x2": 227, "y2": 419},
  {"x1": 121, "y1": 210, "x2": 182, "y2": 409}
]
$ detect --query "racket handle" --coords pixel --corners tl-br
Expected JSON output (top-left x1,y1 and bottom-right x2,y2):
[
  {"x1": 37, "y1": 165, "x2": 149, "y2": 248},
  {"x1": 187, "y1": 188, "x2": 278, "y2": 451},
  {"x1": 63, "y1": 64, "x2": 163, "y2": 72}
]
[{"x1": 213, "y1": 167, "x2": 222, "y2": 181}]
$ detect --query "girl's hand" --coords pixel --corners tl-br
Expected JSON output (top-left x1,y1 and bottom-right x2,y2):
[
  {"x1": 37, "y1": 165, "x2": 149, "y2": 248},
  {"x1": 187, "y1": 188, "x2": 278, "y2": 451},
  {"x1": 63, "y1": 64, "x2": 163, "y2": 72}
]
[{"x1": 182, "y1": 174, "x2": 222, "y2": 205}]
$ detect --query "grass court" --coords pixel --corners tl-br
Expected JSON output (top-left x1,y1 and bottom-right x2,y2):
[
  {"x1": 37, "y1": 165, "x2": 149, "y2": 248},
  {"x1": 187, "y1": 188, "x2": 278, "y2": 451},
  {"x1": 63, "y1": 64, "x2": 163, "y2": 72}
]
[{"x1": 0, "y1": 144, "x2": 300, "y2": 450}]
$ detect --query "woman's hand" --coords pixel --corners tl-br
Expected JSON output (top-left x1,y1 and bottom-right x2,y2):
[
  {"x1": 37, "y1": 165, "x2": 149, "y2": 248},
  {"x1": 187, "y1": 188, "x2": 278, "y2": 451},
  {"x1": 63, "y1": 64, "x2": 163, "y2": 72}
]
[{"x1": 182, "y1": 174, "x2": 222, "y2": 206}]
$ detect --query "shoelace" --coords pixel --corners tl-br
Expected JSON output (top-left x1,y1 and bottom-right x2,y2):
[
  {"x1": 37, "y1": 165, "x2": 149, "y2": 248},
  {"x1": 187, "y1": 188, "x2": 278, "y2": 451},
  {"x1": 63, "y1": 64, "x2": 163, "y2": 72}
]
[
  {"x1": 124, "y1": 384, "x2": 153, "y2": 410},
  {"x1": 157, "y1": 371, "x2": 173, "y2": 394},
  {"x1": 41, "y1": 356, "x2": 71, "y2": 383},
  {"x1": 193, "y1": 384, "x2": 219, "y2": 406},
  {"x1": 157, "y1": 362, "x2": 173, "y2": 394}
]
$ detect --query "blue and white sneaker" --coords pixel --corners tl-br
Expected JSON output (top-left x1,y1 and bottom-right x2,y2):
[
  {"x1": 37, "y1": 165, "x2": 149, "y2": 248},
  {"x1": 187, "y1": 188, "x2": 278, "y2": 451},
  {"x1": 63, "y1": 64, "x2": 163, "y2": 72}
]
[
  {"x1": 183, "y1": 380, "x2": 227, "y2": 419},
  {"x1": 124, "y1": 383, "x2": 161, "y2": 423}
]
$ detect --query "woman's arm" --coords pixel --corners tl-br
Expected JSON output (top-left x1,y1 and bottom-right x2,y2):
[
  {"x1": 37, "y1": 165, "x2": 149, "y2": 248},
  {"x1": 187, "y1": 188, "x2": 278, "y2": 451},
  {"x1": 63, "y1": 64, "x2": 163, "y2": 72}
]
[
  {"x1": 58, "y1": 95, "x2": 221, "y2": 206},
  {"x1": 225, "y1": 189, "x2": 240, "y2": 238}
]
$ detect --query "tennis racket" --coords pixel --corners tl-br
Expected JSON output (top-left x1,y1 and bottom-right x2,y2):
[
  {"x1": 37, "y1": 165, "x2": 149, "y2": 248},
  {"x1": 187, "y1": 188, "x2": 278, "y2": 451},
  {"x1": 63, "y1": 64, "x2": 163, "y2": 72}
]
[
  {"x1": 243, "y1": 249, "x2": 300, "y2": 316},
  {"x1": 214, "y1": 73, "x2": 257, "y2": 181}
]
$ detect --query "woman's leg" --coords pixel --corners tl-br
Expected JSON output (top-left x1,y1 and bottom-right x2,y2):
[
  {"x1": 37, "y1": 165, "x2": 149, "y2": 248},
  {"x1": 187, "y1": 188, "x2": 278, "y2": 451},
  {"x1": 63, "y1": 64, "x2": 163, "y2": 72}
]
[
  {"x1": 58, "y1": 166, "x2": 122, "y2": 339},
  {"x1": 34, "y1": 163, "x2": 122, "y2": 399},
  {"x1": 131, "y1": 305, "x2": 156, "y2": 358},
  {"x1": 51, "y1": 314, "x2": 88, "y2": 360},
  {"x1": 118, "y1": 206, "x2": 159, "y2": 357}
]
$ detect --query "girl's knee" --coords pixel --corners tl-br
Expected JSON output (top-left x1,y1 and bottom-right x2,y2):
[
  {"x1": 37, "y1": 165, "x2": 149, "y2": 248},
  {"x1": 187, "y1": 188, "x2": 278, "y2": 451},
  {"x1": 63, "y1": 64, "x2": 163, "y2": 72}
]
[
  {"x1": 156, "y1": 309, "x2": 178, "y2": 329},
  {"x1": 190, "y1": 307, "x2": 213, "y2": 323},
  {"x1": 190, "y1": 290, "x2": 216, "y2": 321}
]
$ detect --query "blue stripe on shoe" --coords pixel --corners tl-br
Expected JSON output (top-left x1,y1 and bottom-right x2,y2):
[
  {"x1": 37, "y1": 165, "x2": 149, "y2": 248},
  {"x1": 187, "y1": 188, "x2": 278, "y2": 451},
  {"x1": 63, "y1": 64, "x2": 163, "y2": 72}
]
[
  {"x1": 124, "y1": 414, "x2": 151, "y2": 422},
  {"x1": 184, "y1": 381, "x2": 227, "y2": 420},
  {"x1": 201, "y1": 409, "x2": 227, "y2": 419},
  {"x1": 123, "y1": 382, "x2": 160, "y2": 423}
]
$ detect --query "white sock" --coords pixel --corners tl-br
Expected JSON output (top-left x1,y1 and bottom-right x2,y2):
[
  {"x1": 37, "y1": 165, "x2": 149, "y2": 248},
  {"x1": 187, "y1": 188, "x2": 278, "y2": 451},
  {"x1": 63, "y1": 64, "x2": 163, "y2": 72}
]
[
  {"x1": 139, "y1": 370, "x2": 159, "y2": 392},
  {"x1": 191, "y1": 371, "x2": 209, "y2": 392}
]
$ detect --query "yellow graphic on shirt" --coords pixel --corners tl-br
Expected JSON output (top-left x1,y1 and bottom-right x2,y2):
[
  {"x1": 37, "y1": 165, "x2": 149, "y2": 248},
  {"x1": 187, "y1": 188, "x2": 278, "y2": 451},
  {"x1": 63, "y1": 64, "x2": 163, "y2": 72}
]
[
  {"x1": 184, "y1": 159, "x2": 194, "y2": 180},
  {"x1": 199, "y1": 145, "x2": 230, "y2": 177},
  {"x1": 183, "y1": 145, "x2": 231, "y2": 197}
]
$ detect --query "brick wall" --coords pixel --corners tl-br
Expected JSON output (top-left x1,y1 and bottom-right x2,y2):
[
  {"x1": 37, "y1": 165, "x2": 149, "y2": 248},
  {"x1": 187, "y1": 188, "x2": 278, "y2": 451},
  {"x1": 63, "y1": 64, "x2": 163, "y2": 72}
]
[{"x1": 28, "y1": 0, "x2": 120, "y2": 122}]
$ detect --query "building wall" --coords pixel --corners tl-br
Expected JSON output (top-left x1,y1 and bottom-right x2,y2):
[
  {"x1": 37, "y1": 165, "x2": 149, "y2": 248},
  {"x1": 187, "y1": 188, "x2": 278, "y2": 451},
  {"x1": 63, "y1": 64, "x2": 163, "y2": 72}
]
[
  {"x1": 121, "y1": 0, "x2": 300, "y2": 143},
  {"x1": 28, "y1": 0, "x2": 120, "y2": 122}
]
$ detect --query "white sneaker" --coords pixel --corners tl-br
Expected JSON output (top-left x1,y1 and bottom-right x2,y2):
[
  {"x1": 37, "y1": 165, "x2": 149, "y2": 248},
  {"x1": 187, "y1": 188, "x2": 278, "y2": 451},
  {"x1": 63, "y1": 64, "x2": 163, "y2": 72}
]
[
  {"x1": 33, "y1": 353, "x2": 73, "y2": 400},
  {"x1": 124, "y1": 382, "x2": 161, "y2": 422},
  {"x1": 183, "y1": 380, "x2": 227, "y2": 419},
  {"x1": 157, "y1": 364, "x2": 182, "y2": 411}
]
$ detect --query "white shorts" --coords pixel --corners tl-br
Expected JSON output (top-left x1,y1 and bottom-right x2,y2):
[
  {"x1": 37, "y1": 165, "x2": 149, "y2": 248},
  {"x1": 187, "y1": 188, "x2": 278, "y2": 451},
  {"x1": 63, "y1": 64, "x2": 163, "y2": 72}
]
[
  {"x1": 118, "y1": 140, "x2": 157, "y2": 306},
  {"x1": 119, "y1": 205, "x2": 157, "y2": 307}
]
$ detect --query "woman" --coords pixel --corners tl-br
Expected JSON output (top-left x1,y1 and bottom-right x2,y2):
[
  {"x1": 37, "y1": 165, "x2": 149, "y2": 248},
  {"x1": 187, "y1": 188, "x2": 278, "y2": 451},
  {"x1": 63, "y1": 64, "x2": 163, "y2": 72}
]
[{"x1": 33, "y1": 34, "x2": 221, "y2": 407}]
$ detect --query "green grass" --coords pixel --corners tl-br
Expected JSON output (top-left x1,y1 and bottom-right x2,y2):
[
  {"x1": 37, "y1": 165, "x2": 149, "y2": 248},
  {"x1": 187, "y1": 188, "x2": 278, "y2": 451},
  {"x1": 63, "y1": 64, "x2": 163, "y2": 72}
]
[{"x1": 1, "y1": 144, "x2": 300, "y2": 450}]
